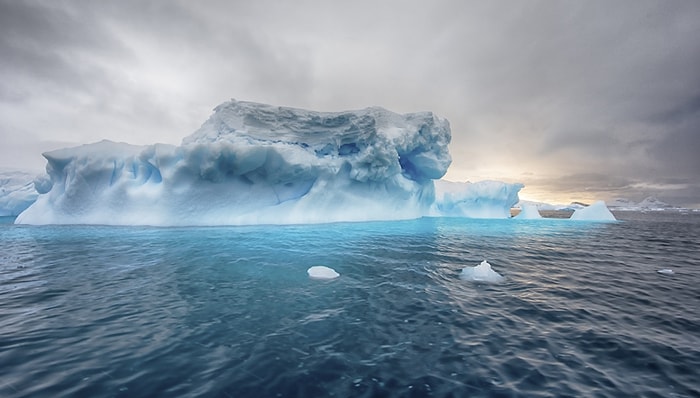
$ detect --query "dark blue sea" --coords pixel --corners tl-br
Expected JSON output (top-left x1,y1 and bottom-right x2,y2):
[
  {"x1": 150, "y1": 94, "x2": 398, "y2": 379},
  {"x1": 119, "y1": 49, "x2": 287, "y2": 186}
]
[{"x1": 1, "y1": 212, "x2": 699, "y2": 397}]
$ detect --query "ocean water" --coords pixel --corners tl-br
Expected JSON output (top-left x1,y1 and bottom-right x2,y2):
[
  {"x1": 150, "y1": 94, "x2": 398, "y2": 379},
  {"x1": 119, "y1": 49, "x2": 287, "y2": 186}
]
[{"x1": 1, "y1": 212, "x2": 698, "y2": 397}]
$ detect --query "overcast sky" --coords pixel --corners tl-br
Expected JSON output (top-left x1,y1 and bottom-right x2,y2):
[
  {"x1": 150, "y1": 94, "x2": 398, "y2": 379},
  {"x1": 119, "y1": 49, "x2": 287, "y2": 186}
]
[{"x1": 1, "y1": 0, "x2": 699, "y2": 206}]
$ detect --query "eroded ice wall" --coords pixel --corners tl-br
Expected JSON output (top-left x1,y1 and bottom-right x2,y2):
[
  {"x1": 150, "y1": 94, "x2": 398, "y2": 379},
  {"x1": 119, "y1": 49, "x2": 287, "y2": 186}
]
[{"x1": 17, "y1": 100, "x2": 453, "y2": 225}]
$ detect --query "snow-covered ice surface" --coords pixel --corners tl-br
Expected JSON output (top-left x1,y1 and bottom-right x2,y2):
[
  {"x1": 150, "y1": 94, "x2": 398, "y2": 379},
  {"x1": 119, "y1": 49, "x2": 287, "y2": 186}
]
[
  {"x1": 460, "y1": 260, "x2": 505, "y2": 283},
  {"x1": 570, "y1": 201, "x2": 617, "y2": 221},
  {"x1": 307, "y1": 266, "x2": 340, "y2": 280},
  {"x1": 514, "y1": 203, "x2": 542, "y2": 219},
  {"x1": 17, "y1": 100, "x2": 456, "y2": 225},
  {"x1": 0, "y1": 170, "x2": 39, "y2": 216}
]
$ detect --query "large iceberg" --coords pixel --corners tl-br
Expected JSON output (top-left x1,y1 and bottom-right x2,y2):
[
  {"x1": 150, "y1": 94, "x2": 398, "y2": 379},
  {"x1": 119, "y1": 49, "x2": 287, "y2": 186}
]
[
  {"x1": 15, "y1": 100, "x2": 526, "y2": 226},
  {"x1": 17, "y1": 100, "x2": 458, "y2": 225}
]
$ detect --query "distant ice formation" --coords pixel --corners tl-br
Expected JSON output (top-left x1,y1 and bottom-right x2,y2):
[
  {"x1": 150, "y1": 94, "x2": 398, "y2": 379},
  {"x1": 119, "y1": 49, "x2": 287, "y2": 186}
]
[
  {"x1": 656, "y1": 269, "x2": 674, "y2": 275},
  {"x1": 608, "y1": 196, "x2": 676, "y2": 211},
  {"x1": 17, "y1": 100, "x2": 456, "y2": 225},
  {"x1": 518, "y1": 197, "x2": 689, "y2": 213},
  {"x1": 514, "y1": 203, "x2": 542, "y2": 219},
  {"x1": 570, "y1": 201, "x2": 616, "y2": 221},
  {"x1": 0, "y1": 170, "x2": 39, "y2": 216},
  {"x1": 460, "y1": 260, "x2": 505, "y2": 283},
  {"x1": 307, "y1": 266, "x2": 340, "y2": 280}
]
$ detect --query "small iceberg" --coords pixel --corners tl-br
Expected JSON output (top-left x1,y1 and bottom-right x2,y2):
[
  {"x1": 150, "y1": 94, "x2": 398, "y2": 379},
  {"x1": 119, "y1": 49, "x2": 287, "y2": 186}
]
[
  {"x1": 460, "y1": 260, "x2": 505, "y2": 283},
  {"x1": 307, "y1": 266, "x2": 340, "y2": 280},
  {"x1": 570, "y1": 201, "x2": 616, "y2": 221},
  {"x1": 657, "y1": 269, "x2": 674, "y2": 275},
  {"x1": 514, "y1": 203, "x2": 542, "y2": 219}
]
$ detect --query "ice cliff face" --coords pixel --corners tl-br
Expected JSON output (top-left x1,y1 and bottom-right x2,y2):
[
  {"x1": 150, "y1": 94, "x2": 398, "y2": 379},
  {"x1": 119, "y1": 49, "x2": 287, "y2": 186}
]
[
  {"x1": 432, "y1": 180, "x2": 523, "y2": 219},
  {"x1": 17, "y1": 100, "x2": 459, "y2": 225}
]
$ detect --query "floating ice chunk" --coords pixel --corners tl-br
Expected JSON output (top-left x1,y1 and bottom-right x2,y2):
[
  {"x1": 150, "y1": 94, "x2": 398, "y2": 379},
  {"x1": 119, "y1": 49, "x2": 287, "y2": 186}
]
[
  {"x1": 569, "y1": 200, "x2": 616, "y2": 221},
  {"x1": 657, "y1": 269, "x2": 674, "y2": 275},
  {"x1": 307, "y1": 266, "x2": 340, "y2": 280},
  {"x1": 514, "y1": 203, "x2": 542, "y2": 219},
  {"x1": 460, "y1": 260, "x2": 505, "y2": 283}
]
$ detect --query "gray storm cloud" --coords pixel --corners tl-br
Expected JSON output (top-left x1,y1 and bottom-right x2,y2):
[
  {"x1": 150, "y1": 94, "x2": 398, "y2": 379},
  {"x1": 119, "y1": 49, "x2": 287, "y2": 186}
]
[{"x1": 1, "y1": 0, "x2": 698, "y2": 206}]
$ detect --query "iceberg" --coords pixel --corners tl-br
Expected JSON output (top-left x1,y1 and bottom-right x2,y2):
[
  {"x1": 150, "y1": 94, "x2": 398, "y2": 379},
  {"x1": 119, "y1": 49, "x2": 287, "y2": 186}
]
[
  {"x1": 15, "y1": 100, "x2": 529, "y2": 226},
  {"x1": 432, "y1": 180, "x2": 523, "y2": 219},
  {"x1": 16, "y1": 100, "x2": 455, "y2": 226},
  {"x1": 0, "y1": 171, "x2": 39, "y2": 216},
  {"x1": 307, "y1": 266, "x2": 340, "y2": 280},
  {"x1": 460, "y1": 260, "x2": 505, "y2": 283},
  {"x1": 570, "y1": 201, "x2": 617, "y2": 221},
  {"x1": 514, "y1": 203, "x2": 542, "y2": 219}
]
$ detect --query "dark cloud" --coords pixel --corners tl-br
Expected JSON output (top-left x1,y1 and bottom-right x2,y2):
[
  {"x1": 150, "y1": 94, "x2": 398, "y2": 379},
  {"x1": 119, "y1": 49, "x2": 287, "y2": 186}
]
[
  {"x1": 437, "y1": 1, "x2": 700, "y2": 207},
  {"x1": 0, "y1": 1, "x2": 125, "y2": 96},
  {"x1": 649, "y1": 93, "x2": 700, "y2": 125},
  {"x1": 0, "y1": 2, "x2": 311, "y2": 166},
  {"x1": 1, "y1": 0, "x2": 699, "y2": 206},
  {"x1": 647, "y1": 92, "x2": 700, "y2": 178},
  {"x1": 650, "y1": 116, "x2": 700, "y2": 179},
  {"x1": 521, "y1": 171, "x2": 700, "y2": 208}
]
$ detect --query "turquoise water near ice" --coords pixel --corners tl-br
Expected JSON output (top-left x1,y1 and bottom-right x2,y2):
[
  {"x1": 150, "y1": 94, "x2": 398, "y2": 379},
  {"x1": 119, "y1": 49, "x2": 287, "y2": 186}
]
[{"x1": 1, "y1": 213, "x2": 699, "y2": 397}]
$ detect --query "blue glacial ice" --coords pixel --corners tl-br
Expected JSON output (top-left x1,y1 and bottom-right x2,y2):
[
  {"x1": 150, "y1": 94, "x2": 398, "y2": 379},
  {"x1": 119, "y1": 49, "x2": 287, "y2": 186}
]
[
  {"x1": 432, "y1": 179, "x2": 524, "y2": 219},
  {"x1": 15, "y1": 100, "x2": 524, "y2": 226},
  {"x1": 0, "y1": 170, "x2": 39, "y2": 216}
]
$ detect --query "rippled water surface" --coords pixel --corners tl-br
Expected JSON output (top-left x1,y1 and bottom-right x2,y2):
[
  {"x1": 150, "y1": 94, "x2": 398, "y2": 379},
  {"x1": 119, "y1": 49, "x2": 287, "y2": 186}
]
[{"x1": 1, "y1": 213, "x2": 699, "y2": 397}]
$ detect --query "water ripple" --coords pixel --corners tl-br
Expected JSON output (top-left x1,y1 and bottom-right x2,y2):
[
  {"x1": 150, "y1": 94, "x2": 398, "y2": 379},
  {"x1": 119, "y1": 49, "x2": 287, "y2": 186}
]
[{"x1": 0, "y1": 213, "x2": 698, "y2": 397}]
